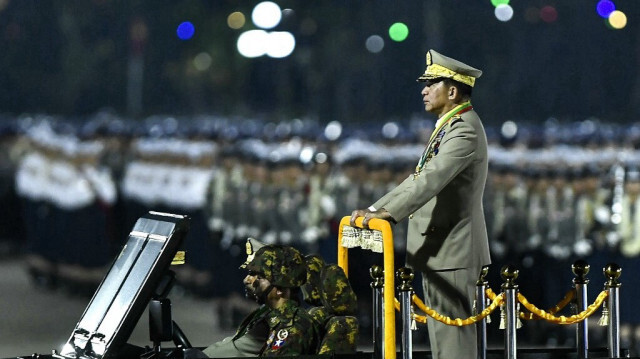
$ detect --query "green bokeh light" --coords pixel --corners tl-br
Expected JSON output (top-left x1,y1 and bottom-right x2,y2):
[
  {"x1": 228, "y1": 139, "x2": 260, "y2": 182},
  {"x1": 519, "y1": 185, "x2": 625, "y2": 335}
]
[
  {"x1": 491, "y1": 0, "x2": 509, "y2": 7},
  {"x1": 388, "y1": 22, "x2": 409, "y2": 42}
]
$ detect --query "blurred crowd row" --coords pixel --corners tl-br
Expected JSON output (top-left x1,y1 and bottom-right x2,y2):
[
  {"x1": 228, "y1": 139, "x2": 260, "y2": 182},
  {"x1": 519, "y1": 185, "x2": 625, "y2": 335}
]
[{"x1": 2, "y1": 111, "x2": 640, "y2": 340}]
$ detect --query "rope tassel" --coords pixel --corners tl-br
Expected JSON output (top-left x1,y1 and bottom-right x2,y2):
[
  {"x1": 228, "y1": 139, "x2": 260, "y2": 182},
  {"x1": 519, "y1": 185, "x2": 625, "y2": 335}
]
[
  {"x1": 516, "y1": 303, "x2": 522, "y2": 329},
  {"x1": 598, "y1": 299, "x2": 609, "y2": 326},
  {"x1": 410, "y1": 305, "x2": 418, "y2": 330}
]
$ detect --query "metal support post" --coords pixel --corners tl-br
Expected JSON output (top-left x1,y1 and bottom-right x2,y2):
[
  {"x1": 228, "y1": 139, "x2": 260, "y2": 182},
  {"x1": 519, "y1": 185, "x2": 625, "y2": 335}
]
[
  {"x1": 397, "y1": 267, "x2": 414, "y2": 359},
  {"x1": 604, "y1": 263, "x2": 622, "y2": 359},
  {"x1": 501, "y1": 265, "x2": 519, "y2": 359},
  {"x1": 476, "y1": 266, "x2": 489, "y2": 359},
  {"x1": 572, "y1": 260, "x2": 590, "y2": 359},
  {"x1": 371, "y1": 265, "x2": 385, "y2": 359}
]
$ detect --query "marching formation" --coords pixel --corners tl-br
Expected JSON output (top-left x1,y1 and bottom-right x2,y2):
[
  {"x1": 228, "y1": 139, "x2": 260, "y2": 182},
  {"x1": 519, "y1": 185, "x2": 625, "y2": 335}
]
[{"x1": 1, "y1": 112, "x2": 640, "y2": 349}]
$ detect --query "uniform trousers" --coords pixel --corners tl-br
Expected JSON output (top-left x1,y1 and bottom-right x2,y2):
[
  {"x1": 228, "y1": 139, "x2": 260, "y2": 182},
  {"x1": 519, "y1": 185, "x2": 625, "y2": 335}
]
[{"x1": 422, "y1": 267, "x2": 481, "y2": 359}]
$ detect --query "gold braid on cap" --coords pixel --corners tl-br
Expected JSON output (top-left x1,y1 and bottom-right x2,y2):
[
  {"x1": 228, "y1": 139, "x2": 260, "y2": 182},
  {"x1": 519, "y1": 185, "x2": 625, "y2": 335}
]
[
  {"x1": 421, "y1": 51, "x2": 477, "y2": 87},
  {"x1": 423, "y1": 63, "x2": 476, "y2": 87}
]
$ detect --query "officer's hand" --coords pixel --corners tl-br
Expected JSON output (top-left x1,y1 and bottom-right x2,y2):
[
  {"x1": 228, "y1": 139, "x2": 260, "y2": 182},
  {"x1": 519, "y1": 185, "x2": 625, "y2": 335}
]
[
  {"x1": 362, "y1": 209, "x2": 393, "y2": 228},
  {"x1": 350, "y1": 209, "x2": 369, "y2": 227}
]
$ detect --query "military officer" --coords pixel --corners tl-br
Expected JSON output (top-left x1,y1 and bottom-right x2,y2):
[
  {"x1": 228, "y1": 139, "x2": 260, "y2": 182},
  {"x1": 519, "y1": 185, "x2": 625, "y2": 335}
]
[{"x1": 350, "y1": 49, "x2": 490, "y2": 359}]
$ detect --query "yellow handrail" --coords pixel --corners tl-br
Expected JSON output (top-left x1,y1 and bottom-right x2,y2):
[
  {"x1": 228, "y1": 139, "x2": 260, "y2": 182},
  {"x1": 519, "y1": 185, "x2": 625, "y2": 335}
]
[{"x1": 338, "y1": 215, "x2": 395, "y2": 359}]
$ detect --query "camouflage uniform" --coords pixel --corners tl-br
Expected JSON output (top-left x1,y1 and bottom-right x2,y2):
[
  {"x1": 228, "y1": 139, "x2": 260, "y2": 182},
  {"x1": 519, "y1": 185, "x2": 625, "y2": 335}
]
[
  {"x1": 244, "y1": 245, "x2": 322, "y2": 357},
  {"x1": 204, "y1": 238, "x2": 270, "y2": 358},
  {"x1": 308, "y1": 264, "x2": 359, "y2": 355},
  {"x1": 261, "y1": 299, "x2": 320, "y2": 356},
  {"x1": 301, "y1": 254, "x2": 325, "y2": 307}
]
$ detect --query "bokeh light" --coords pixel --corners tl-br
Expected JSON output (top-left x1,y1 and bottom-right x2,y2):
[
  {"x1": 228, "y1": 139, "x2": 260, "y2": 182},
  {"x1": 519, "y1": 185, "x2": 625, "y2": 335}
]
[
  {"x1": 324, "y1": 121, "x2": 342, "y2": 141},
  {"x1": 491, "y1": 0, "x2": 509, "y2": 7},
  {"x1": 236, "y1": 30, "x2": 296, "y2": 58},
  {"x1": 282, "y1": 8, "x2": 294, "y2": 18},
  {"x1": 501, "y1": 120, "x2": 518, "y2": 139},
  {"x1": 237, "y1": 30, "x2": 269, "y2": 58},
  {"x1": 540, "y1": 6, "x2": 558, "y2": 23},
  {"x1": 314, "y1": 152, "x2": 328, "y2": 164},
  {"x1": 252, "y1": 1, "x2": 282, "y2": 30},
  {"x1": 176, "y1": 21, "x2": 195, "y2": 40},
  {"x1": 299, "y1": 146, "x2": 314, "y2": 164},
  {"x1": 382, "y1": 122, "x2": 400, "y2": 139},
  {"x1": 596, "y1": 0, "x2": 616, "y2": 18},
  {"x1": 494, "y1": 4, "x2": 514, "y2": 22},
  {"x1": 193, "y1": 52, "x2": 212, "y2": 71},
  {"x1": 365, "y1": 35, "x2": 385, "y2": 53},
  {"x1": 266, "y1": 31, "x2": 295, "y2": 58},
  {"x1": 388, "y1": 22, "x2": 409, "y2": 42},
  {"x1": 608, "y1": 10, "x2": 627, "y2": 29},
  {"x1": 227, "y1": 12, "x2": 246, "y2": 29}
]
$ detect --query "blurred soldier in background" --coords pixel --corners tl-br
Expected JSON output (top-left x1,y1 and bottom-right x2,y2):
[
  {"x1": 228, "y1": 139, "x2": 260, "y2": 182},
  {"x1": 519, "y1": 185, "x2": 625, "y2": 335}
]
[
  {"x1": 615, "y1": 165, "x2": 640, "y2": 351},
  {"x1": 302, "y1": 149, "x2": 338, "y2": 261},
  {"x1": 16, "y1": 121, "x2": 116, "y2": 295}
]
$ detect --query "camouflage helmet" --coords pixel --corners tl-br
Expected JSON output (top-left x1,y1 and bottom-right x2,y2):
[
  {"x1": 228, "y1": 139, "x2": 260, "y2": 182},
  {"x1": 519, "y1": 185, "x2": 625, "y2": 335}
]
[
  {"x1": 246, "y1": 244, "x2": 307, "y2": 288},
  {"x1": 301, "y1": 254, "x2": 326, "y2": 306},
  {"x1": 320, "y1": 264, "x2": 357, "y2": 315}
]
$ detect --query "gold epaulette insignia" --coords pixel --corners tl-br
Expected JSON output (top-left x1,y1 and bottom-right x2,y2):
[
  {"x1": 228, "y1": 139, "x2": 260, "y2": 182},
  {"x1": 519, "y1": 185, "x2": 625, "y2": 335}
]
[
  {"x1": 171, "y1": 251, "x2": 186, "y2": 265},
  {"x1": 246, "y1": 240, "x2": 253, "y2": 255}
]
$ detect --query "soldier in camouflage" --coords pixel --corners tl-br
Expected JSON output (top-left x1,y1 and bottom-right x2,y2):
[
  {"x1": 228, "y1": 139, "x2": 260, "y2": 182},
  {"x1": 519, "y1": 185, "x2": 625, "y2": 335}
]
[
  {"x1": 244, "y1": 244, "x2": 321, "y2": 356},
  {"x1": 204, "y1": 238, "x2": 271, "y2": 358},
  {"x1": 308, "y1": 263, "x2": 359, "y2": 354},
  {"x1": 300, "y1": 254, "x2": 325, "y2": 307}
]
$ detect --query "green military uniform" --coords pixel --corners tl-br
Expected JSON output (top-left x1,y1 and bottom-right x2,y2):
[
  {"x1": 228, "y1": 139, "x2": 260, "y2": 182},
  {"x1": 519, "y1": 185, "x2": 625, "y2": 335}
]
[
  {"x1": 244, "y1": 244, "x2": 321, "y2": 357},
  {"x1": 261, "y1": 299, "x2": 320, "y2": 356},
  {"x1": 204, "y1": 305, "x2": 272, "y2": 358},
  {"x1": 308, "y1": 264, "x2": 358, "y2": 355},
  {"x1": 204, "y1": 238, "x2": 269, "y2": 358},
  {"x1": 370, "y1": 50, "x2": 489, "y2": 359},
  {"x1": 301, "y1": 254, "x2": 325, "y2": 306}
]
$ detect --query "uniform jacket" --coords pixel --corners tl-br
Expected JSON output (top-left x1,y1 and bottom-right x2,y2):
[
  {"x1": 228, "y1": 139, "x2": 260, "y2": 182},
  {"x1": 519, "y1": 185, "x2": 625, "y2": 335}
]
[
  {"x1": 203, "y1": 306, "x2": 272, "y2": 358},
  {"x1": 261, "y1": 299, "x2": 320, "y2": 356},
  {"x1": 372, "y1": 108, "x2": 491, "y2": 272}
]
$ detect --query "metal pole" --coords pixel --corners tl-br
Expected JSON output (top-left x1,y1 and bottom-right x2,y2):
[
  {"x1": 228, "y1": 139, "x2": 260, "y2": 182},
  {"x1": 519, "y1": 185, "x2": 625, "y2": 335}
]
[
  {"x1": 371, "y1": 265, "x2": 385, "y2": 359},
  {"x1": 476, "y1": 266, "x2": 489, "y2": 359},
  {"x1": 604, "y1": 263, "x2": 621, "y2": 359},
  {"x1": 397, "y1": 267, "x2": 414, "y2": 359},
  {"x1": 501, "y1": 265, "x2": 519, "y2": 359},
  {"x1": 572, "y1": 260, "x2": 590, "y2": 359}
]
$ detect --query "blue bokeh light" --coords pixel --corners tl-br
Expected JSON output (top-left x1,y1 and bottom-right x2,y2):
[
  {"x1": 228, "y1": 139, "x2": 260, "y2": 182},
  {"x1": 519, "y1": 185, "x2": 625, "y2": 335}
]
[
  {"x1": 177, "y1": 21, "x2": 195, "y2": 40},
  {"x1": 596, "y1": 0, "x2": 616, "y2": 18}
]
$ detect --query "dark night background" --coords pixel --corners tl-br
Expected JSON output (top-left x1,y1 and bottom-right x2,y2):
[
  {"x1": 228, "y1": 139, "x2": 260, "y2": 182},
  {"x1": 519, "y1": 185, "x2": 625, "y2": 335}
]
[{"x1": 0, "y1": 1, "x2": 638, "y2": 127}]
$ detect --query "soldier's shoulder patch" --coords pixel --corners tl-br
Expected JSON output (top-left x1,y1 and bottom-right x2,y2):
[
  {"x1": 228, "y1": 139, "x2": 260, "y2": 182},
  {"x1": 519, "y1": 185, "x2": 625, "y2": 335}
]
[{"x1": 270, "y1": 329, "x2": 289, "y2": 349}]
